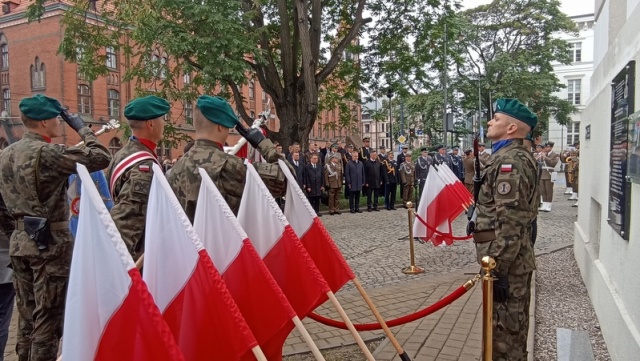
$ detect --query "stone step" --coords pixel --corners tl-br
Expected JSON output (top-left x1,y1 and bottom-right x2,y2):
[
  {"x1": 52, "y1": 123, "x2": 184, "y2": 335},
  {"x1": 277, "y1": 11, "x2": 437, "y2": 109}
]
[{"x1": 556, "y1": 328, "x2": 595, "y2": 361}]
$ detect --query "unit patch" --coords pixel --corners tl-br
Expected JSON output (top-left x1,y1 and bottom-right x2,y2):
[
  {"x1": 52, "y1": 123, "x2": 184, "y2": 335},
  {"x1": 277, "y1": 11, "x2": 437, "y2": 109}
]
[{"x1": 497, "y1": 181, "x2": 512, "y2": 195}]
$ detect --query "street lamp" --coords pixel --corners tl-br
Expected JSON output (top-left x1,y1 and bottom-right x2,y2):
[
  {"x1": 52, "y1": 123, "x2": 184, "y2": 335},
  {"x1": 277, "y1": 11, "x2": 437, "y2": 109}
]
[{"x1": 386, "y1": 87, "x2": 394, "y2": 150}]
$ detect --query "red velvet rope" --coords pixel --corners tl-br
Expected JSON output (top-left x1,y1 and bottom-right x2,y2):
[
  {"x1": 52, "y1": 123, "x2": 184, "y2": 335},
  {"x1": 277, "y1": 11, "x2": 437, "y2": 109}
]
[
  {"x1": 413, "y1": 213, "x2": 472, "y2": 241},
  {"x1": 308, "y1": 284, "x2": 469, "y2": 331}
]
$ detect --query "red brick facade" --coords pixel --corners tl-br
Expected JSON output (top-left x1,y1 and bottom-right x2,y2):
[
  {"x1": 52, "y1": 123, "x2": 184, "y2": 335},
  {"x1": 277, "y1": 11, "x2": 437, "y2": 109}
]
[{"x1": 0, "y1": 1, "x2": 361, "y2": 158}]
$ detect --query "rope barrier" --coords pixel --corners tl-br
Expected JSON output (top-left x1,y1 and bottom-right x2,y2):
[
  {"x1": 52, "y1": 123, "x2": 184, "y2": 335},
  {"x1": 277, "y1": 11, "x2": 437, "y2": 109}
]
[
  {"x1": 413, "y1": 213, "x2": 473, "y2": 241},
  {"x1": 308, "y1": 276, "x2": 479, "y2": 331}
]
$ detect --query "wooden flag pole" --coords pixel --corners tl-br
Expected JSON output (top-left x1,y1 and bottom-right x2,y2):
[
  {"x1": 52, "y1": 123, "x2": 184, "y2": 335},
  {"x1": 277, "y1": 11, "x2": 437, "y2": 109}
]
[
  {"x1": 251, "y1": 346, "x2": 268, "y2": 361},
  {"x1": 135, "y1": 254, "x2": 144, "y2": 270},
  {"x1": 292, "y1": 316, "x2": 326, "y2": 360},
  {"x1": 352, "y1": 278, "x2": 412, "y2": 361},
  {"x1": 326, "y1": 291, "x2": 375, "y2": 360}
]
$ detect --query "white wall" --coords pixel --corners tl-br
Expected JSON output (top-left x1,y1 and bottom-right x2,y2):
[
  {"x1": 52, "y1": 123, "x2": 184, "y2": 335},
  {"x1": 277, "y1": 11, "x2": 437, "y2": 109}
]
[{"x1": 575, "y1": 1, "x2": 640, "y2": 360}]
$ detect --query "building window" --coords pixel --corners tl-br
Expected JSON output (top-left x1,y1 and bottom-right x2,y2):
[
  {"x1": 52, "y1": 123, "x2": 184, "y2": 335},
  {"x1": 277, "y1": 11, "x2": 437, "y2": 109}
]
[
  {"x1": 106, "y1": 46, "x2": 117, "y2": 70},
  {"x1": 0, "y1": 40, "x2": 7, "y2": 70},
  {"x1": 184, "y1": 102, "x2": 193, "y2": 124},
  {"x1": 570, "y1": 42, "x2": 582, "y2": 63},
  {"x1": 262, "y1": 89, "x2": 267, "y2": 102},
  {"x1": 183, "y1": 73, "x2": 191, "y2": 85},
  {"x1": 78, "y1": 85, "x2": 91, "y2": 114},
  {"x1": 108, "y1": 137, "x2": 122, "y2": 156},
  {"x1": 249, "y1": 80, "x2": 255, "y2": 99},
  {"x1": 160, "y1": 52, "x2": 168, "y2": 79},
  {"x1": 107, "y1": 89, "x2": 120, "y2": 118},
  {"x1": 31, "y1": 57, "x2": 45, "y2": 89},
  {"x1": 566, "y1": 122, "x2": 580, "y2": 146},
  {"x1": 1, "y1": 88, "x2": 9, "y2": 116},
  {"x1": 364, "y1": 124, "x2": 370, "y2": 133},
  {"x1": 567, "y1": 79, "x2": 581, "y2": 105}
]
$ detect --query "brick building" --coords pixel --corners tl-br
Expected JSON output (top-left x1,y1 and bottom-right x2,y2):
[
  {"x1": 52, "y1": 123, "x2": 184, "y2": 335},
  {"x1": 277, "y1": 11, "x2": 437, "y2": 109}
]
[{"x1": 0, "y1": 0, "x2": 361, "y2": 157}]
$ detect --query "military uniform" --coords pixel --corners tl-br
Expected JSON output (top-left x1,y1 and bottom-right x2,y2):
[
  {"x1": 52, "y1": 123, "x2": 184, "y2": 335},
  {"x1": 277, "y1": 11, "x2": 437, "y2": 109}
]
[
  {"x1": 478, "y1": 146, "x2": 490, "y2": 166},
  {"x1": 415, "y1": 154, "x2": 432, "y2": 205},
  {"x1": 463, "y1": 155, "x2": 475, "y2": 194},
  {"x1": 324, "y1": 158, "x2": 343, "y2": 214},
  {"x1": 472, "y1": 98, "x2": 538, "y2": 361},
  {"x1": 399, "y1": 160, "x2": 415, "y2": 206},
  {"x1": 0, "y1": 95, "x2": 111, "y2": 361},
  {"x1": 538, "y1": 143, "x2": 559, "y2": 211},
  {"x1": 382, "y1": 155, "x2": 398, "y2": 210}
]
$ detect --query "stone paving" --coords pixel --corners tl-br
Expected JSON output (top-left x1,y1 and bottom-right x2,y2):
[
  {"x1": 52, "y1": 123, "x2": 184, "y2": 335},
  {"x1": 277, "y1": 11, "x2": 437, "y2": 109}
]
[{"x1": 1, "y1": 181, "x2": 577, "y2": 361}]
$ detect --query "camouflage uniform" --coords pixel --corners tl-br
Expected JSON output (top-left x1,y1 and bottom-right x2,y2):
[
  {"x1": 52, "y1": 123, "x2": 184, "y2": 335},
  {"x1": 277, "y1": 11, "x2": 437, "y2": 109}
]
[
  {"x1": 167, "y1": 138, "x2": 282, "y2": 222},
  {"x1": 0, "y1": 129, "x2": 111, "y2": 361},
  {"x1": 472, "y1": 139, "x2": 538, "y2": 361},
  {"x1": 107, "y1": 138, "x2": 158, "y2": 261}
]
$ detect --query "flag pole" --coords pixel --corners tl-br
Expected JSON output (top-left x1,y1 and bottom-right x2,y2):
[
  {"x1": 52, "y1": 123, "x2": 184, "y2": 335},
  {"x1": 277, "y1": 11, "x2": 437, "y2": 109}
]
[
  {"x1": 135, "y1": 254, "x2": 144, "y2": 270},
  {"x1": 352, "y1": 278, "x2": 412, "y2": 361},
  {"x1": 250, "y1": 346, "x2": 268, "y2": 361},
  {"x1": 292, "y1": 316, "x2": 327, "y2": 360},
  {"x1": 402, "y1": 202, "x2": 424, "y2": 275},
  {"x1": 326, "y1": 291, "x2": 375, "y2": 360}
]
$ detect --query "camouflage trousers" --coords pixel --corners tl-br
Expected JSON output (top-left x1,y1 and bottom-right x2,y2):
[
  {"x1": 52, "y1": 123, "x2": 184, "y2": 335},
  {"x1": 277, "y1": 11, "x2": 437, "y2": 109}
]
[
  {"x1": 11, "y1": 255, "x2": 71, "y2": 361},
  {"x1": 492, "y1": 272, "x2": 533, "y2": 361}
]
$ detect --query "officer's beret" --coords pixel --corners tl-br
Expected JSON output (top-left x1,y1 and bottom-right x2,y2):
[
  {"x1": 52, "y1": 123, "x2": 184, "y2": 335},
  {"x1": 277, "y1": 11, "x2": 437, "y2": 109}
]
[
  {"x1": 494, "y1": 98, "x2": 538, "y2": 129},
  {"x1": 363, "y1": 137, "x2": 370, "y2": 141},
  {"x1": 196, "y1": 95, "x2": 239, "y2": 128},
  {"x1": 19, "y1": 94, "x2": 63, "y2": 121},
  {"x1": 124, "y1": 95, "x2": 170, "y2": 121}
]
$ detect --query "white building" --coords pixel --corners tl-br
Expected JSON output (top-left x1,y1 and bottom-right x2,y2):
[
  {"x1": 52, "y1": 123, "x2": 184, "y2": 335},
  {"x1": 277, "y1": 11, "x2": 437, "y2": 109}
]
[
  {"x1": 575, "y1": 1, "x2": 640, "y2": 360},
  {"x1": 546, "y1": 13, "x2": 595, "y2": 153},
  {"x1": 361, "y1": 97, "x2": 391, "y2": 150}
]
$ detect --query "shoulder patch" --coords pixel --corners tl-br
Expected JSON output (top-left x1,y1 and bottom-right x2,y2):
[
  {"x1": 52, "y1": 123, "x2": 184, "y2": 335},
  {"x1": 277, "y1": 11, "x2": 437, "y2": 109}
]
[
  {"x1": 139, "y1": 164, "x2": 150, "y2": 172},
  {"x1": 497, "y1": 181, "x2": 512, "y2": 195},
  {"x1": 500, "y1": 164, "x2": 512, "y2": 172}
]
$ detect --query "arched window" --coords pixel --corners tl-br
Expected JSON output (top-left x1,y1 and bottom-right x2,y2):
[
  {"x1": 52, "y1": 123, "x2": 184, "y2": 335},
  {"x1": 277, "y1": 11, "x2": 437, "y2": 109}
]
[
  {"x1": 0, "y1": 34, "x2": 8, "y2": 70},
  {"x1": 2, "y1": 88, "x2": 9, "y2": 116},
  {"x1": 160, "y1": 52, "x2": 167, "y2": 79},
  {"x1": 108, "y1": 137, "x2": 122, "y2": 156},
  {"x1": 78, "y1": 85, "x2": 91, "y2": 114},
  {"x1": 30, "y1": 57, "x2": 45, "y2": 89},
  {"x1": 107, "y1": 89, "x2": 120, "y2": 117}
]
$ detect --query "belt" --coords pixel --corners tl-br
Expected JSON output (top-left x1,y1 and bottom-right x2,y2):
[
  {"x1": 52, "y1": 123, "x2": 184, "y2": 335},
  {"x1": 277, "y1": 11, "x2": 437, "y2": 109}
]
[
  {"x1": 473, "y1": 229, "x2": 496, "y2": 243},
  {"x1": 15, "y1": 220, "x2": 69, "y2": 231}
]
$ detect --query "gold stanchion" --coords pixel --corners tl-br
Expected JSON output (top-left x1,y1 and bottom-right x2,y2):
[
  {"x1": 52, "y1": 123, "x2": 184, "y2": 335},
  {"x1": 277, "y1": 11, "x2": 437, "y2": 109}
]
[
  {"x1": 481, "y1": 256, "x2": 496, "y2": 361},
  {"x1": 402, "y1": 202, "x2": 424, "y2": 275}
]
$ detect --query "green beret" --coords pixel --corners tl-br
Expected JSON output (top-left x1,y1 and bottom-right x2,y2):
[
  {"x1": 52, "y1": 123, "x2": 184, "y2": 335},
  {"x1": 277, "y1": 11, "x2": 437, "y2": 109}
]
[
  {"x1": 124, "y1": 95, "x2": 170, "y2": 121},
  {"x1": 494, "y1": 98, "x2": 538, "y2": 129},
  {"x1": 196, "y1": 95, "x2": 239, "y2": 128},
  {"x1": 19, "y1": 94, "x2": 63, "y2": 121}
]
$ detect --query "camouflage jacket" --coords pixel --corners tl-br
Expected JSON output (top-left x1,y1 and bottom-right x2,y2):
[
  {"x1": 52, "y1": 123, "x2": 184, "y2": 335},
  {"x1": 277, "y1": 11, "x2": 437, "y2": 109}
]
[
  {"x1": 0, "y1": 129, "x2": 111, "y2": 258},
  {"x1": 107, "y1": 139, "x2": 158, "y2": 260},
  {"x1": 474, "y1": 139, "x2": 538, "y2": 275},
  {"x1": 168, "y1": 138, "x2": 282, "y2": 222},
  {"x1": 399, "y1": 162, "x2": 415, "y2": 185}
]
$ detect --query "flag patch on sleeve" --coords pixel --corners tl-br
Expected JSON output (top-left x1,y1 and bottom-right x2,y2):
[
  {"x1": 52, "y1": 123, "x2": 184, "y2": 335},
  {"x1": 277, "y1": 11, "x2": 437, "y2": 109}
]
[
  {"x1": 500, "y1": 164, "x2": 512, "y2": 172},
  {"x1": 139, "y1": 164, "x2": 150, "y2": 172}
]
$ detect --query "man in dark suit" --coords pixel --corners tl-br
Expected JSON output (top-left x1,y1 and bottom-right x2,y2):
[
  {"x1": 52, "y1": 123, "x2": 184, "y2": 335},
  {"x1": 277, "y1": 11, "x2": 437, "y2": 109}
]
[
  {"x1": 291, "y1": 151, "x2": 305, "y2": 190},
  {"x1": 364, "y1": 150, "x2": 384, "y2": 211},
  {"x1": 303, "y1": 153, "x2": 324, "y2": 216},
  {"x1": 287, "y1": 142, "x2": 304, "y2": 165},
  {"x1": 345, "y1": 151, "x2": 365, "y2": 213}
]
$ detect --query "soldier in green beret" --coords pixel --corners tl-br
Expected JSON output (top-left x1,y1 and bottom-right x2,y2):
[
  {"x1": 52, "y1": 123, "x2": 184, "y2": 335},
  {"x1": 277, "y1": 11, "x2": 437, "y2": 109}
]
[
  {"x1": 168, "y1": 95, "x2": 286, "y2": 221},
  {"x1": 469, "y1": 98, "x2": 538, "y2": 361},
  {"x1": 0, "y1": 94, "x2": 111, "y2": 361},
  {"x1": 107, "y1": 95, "x2": 170, "y2": 261}
]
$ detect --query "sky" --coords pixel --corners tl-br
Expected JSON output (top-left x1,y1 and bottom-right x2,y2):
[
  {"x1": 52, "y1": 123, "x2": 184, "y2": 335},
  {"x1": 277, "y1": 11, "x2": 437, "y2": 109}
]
[{"x1": 461, "y1": 0, "x2": 594, "y2": 16}]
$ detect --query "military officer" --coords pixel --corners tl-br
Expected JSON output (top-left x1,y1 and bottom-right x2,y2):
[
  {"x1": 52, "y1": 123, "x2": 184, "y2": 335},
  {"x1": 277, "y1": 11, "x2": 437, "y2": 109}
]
[
  {"x1": 432, "y1": 145, "x2": 449, "y2": 166},
  {"x1": 108, "y1": 95, "x2": 169, "y2": 260},
  {"x1": 570, "y1": 141, "x2": 580, "y2": 206},
  {"x1": 360, "y1": 137, "x2": 372, "y2": 161},
  {"x1": 415, "y1": 147, "x2": 432, "y2": 205},
  {"x1": 399, "y1": 153, "x2": 416, "y2": 207},
  {"x1": 471, "y1": 98, "x2": 538, "y2": 361},
  {"x1": 478, "y1": 143, "x2": 490, "y2": 166},
  {"x1": 396, "y1": 145, "x2": 409, "y2": 201},
  {"x1": 324, "y1": 155, "x2": 343, "y2": 215},
  {"x1": 0, "y1": 94, "x2": 111, "y2": 361},
  {"x1": 449, "y1": 147, "x2": 465, "y2": 181},
  {"x1": 382, "y1": 150, "x2": 398, "y2": 210},
  {"x1": 463, "y1": 149, "x2": 475, "y2": 194},
  {"x1": 537, "y1": 141, "x2": 559, "y2": 212},
  {"x1": 168, "y1": 95, "x2": 284, "y2": 222}
]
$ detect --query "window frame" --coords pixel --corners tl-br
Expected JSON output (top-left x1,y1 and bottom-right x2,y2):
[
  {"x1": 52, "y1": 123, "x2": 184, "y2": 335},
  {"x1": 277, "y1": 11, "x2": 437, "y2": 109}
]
[
  {"x1": 1, "y1": 88, "x2": 9, "y2": 116},
  {"x1": 78, "y1": 84, "x2": 92, "y2": 114},
  {"x1": 107, "y1": 89, "x2": 120, "y2": 118},
  {"x1": 567, "y1": 79, "x2": 581, "y2": 105},
  {"x1": 105, "y1": 46, "x2": 118, "y2": 70}
]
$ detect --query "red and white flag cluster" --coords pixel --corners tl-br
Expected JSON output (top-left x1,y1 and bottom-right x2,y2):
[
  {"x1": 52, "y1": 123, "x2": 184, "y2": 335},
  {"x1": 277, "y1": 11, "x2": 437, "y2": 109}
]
[
  {"x1": 413, "y1": 164, "x2": 473, "y2": 245},
  {"x1": 64, "y1": 156, "x2": 359, "y2": 360}
]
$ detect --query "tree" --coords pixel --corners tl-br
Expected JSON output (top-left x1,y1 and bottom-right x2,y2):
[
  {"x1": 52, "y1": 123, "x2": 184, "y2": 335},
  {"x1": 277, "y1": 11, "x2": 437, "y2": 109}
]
[
  {"x1": 452, "y1": 0, "x2": 578, "y2": 136},
  {"x1": 27, "y1": 0, "x2": 370, "y2": 149}
]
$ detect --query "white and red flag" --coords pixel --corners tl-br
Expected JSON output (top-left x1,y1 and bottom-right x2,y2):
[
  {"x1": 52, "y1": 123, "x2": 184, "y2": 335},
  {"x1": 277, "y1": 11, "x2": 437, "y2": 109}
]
[
  {"x1": 237, "y1": 164, "x2": 331, "y2": 318},
  {"x1": 61, "y1": 164, "x2": 185, "y2": 361},
  {"x1": 413, "y1": 165, "x2": 467, "y2": 245},
  {"x1": 194, "y1": 167, "x2": 297, "y2": 360},
  {"x1": 278, "y1": 160, "x2": 355, "y2": 292},
  {"x1": 143, "y1": 164, "x2": 258, "y2": 361}
]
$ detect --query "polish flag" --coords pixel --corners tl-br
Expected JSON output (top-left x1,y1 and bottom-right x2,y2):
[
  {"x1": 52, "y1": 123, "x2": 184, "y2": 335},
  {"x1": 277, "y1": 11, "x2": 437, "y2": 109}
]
[
  {"x1": 237, "y1": 164, "x2": 330, "y2": 318},
  {"x1": 278, "y1": 160, "x2": 354, "y2": 292},
  {"x1": 413, "y1": 166, "x2": 463, "y2": 244},
  {"x1": 143, "y1": 164, "x2": 258, "y2": 361},
  {"x1": 439, "y1": 165, "x2": 473, "y2": 206},
  {"x1": 61, "y1": 164, "x2": 185, "y2": 361},
  {"x1": 194, "y1": 168, "x2": 296, "y2": 360}
]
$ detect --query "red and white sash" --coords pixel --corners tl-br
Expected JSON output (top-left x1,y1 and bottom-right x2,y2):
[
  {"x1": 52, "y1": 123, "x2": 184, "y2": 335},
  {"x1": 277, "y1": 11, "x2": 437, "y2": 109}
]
[{"x1": 109, "y1": 151, "x2": 159, "y2": 196}]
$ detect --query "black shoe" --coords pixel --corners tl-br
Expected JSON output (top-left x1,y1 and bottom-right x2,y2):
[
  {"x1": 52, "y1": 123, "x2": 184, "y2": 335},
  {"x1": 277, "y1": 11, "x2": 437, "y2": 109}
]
[
  {"x1": 373, "y1": 207, "x2": 380, "y2": 211},
  {"x1": 317, "y1": 213, "x2": 323, "y2": 217},
  {"x1": 329, "y1": 211, "x2": 334, "y2": 215},
  {"x1": 350, "y1": 210, "x2": 356, "y2": 214},
  {"x1": 367, "y1": 208, "x2": 372, "y2": 212},
  {"x1": 334, "y1": 210, "x2": 341, "y2": 215},
  {"x1": 391, "y1": 206, "x2": 396, "y2": 210},
  {"x1": 356, "y1": 209, "x2": 363, "y2": 213}
]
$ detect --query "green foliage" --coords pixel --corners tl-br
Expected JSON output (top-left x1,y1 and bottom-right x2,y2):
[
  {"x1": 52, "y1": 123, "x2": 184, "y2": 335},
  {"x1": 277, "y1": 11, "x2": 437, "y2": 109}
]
[{"x1": 452, "y1": 0, "x2": 579, "y2": 135}]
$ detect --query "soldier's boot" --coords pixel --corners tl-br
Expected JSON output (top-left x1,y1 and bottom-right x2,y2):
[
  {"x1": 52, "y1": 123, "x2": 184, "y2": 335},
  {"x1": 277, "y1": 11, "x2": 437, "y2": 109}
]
[
  {"x1": 564, "y1": 187, "x2": 573, "y2": 194},
  {"x1": 573, "y1": 200, "x2": 579, "y2": 207},
  {"x1": 542, "y1": 202, "x2": 552, "y2": 212},
  {"x1": 538, "y1": 201, "x2": 544, "y2": 211},
  {"x1": 568, "y1": 192, "x2": 578, "y2": 200}
]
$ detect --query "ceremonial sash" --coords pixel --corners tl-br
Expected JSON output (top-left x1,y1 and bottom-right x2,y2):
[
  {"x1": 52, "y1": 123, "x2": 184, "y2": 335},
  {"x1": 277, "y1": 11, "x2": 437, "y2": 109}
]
[{"x1": 109, "y1": 151, "x2": 159, "y2": 196}]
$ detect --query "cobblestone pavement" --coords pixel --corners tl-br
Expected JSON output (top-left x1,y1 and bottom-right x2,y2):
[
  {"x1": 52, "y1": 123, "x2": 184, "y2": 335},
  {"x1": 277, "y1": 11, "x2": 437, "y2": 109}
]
[{"x1": 2, "y1": 182, "x2": 578, "y2": 360}]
